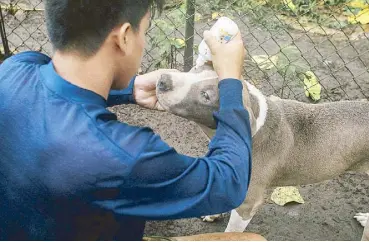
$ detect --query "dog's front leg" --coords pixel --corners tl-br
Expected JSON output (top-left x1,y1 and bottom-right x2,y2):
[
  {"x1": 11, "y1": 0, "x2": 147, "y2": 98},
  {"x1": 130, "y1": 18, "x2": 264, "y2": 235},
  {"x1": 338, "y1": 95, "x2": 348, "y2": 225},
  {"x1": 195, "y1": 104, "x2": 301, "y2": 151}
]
[
  {"x1": 225, "y1": 185, "x2": 265, "y2": 232},
  {"x1": 225, "y1": 209, "x2": 253, "y2": 232},
  {"x1": 201, "y1": 185, "x2": 264, "y2": 224},
  {"x1": 359, "y1": 213, "x2": 369, "y2": 241}
]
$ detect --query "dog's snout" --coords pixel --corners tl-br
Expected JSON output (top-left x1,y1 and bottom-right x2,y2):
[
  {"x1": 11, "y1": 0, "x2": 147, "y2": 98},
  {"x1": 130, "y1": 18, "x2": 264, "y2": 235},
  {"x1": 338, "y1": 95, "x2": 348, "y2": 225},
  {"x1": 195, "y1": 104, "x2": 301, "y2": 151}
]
[{"x1": 158, "y1": 74, "x2": 173, "y2": 92}]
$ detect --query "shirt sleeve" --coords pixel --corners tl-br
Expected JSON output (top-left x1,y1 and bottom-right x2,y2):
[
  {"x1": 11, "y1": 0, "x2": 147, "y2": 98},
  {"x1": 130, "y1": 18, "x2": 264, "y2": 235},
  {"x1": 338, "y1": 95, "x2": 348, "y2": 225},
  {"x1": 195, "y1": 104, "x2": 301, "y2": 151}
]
[
  {"x1": 106, "y1": 76, "x2": 137, "y2": 106},
  {"x1": 92, "y1": 79, "x2": 253, "y2": 220}
]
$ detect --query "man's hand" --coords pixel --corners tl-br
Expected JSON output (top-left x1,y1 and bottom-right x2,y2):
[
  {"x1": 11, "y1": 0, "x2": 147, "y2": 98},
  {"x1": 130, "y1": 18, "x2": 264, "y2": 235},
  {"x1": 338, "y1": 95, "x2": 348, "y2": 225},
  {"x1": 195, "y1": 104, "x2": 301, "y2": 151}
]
[
  {"x1": 204, "y1": 30, "x2": 246, "y2": 81},
  {"x1": 134, "y1": 69, "x2": 179, "y2": 111}
]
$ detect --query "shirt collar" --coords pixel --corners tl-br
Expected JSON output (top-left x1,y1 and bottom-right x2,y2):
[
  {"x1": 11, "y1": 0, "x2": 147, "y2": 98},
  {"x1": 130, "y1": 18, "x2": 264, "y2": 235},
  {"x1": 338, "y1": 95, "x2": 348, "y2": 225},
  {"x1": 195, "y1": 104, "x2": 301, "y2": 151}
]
[{"x1": 39, "y1": 61, "x2": 107, "y2": 107}]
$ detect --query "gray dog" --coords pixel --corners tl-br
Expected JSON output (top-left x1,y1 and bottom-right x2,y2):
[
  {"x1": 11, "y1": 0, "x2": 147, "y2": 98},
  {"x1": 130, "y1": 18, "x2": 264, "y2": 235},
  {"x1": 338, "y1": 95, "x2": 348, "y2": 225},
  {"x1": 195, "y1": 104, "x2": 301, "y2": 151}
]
[{"x1": 156, "y1": 64, "x2": 369, "y2": 240}]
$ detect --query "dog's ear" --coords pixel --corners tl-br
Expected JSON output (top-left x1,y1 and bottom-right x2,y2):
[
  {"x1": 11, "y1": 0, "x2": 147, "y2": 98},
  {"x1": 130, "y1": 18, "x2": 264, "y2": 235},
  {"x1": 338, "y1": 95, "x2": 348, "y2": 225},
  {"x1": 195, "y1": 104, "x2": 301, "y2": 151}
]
[{"x1": 189, "y1": 63, "x2": 214, "y2": 73}]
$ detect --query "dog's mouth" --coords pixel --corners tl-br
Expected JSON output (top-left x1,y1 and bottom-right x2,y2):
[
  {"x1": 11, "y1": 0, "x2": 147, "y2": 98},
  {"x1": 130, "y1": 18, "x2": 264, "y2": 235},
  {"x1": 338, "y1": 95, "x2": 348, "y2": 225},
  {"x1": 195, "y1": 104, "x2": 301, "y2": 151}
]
[{"x1": 156, "y1": 96, "x2": 168, "y2": 112}]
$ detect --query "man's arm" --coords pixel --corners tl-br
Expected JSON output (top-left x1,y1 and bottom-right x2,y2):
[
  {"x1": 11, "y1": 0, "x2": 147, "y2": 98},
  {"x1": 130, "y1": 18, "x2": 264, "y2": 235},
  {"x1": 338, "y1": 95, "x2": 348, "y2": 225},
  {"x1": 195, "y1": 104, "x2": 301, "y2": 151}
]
[
  {"x1": 106, "y1": 76, "x2": 136, "y2": 106},
  {"x1": 91, "y1": 78, "x2": 252, "y2": 220}
]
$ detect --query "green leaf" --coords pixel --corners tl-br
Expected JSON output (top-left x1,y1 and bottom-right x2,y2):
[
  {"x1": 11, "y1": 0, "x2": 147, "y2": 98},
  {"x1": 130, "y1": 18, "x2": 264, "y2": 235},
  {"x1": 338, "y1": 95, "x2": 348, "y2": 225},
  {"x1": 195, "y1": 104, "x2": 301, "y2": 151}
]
[
  {"x1": 271, "y1": 186, "x2": 305, "y2": 206},
  {"x1": 170, "y1": 38, "x2": 186, "y2": 49},
  {"x1": 303, "y1": 71, "x2": 322, "y2": 101}
]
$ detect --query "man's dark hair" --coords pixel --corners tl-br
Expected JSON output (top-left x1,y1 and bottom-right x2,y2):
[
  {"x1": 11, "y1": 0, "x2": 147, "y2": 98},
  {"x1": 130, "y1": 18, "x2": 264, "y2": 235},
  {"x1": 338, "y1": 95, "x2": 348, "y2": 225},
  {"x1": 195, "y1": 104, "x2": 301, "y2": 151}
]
[{"x1": 45, "y1": 0, "x2": 164, "y2": 56}]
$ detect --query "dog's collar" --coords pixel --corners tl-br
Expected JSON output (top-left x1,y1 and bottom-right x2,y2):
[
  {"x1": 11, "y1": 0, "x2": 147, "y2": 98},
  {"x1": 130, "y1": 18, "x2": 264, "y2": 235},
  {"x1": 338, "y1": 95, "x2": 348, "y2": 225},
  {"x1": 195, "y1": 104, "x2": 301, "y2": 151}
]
[{"x1": 244, "y1": 81, "x2": 268, "y2": 135}]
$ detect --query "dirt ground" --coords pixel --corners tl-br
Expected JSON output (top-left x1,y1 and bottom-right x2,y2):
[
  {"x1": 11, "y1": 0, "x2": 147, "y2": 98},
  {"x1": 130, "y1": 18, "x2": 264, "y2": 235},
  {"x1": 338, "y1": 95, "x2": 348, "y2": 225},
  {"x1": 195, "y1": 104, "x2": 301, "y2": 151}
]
[{"x1": 1, "y1": 1, "x2": 369, "y2": 240}]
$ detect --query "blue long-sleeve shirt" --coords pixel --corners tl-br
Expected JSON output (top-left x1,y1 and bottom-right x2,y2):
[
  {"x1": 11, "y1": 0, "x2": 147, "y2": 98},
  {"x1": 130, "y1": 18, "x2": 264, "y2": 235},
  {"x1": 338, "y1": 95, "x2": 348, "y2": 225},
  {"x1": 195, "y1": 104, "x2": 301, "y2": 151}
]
[{"x1": 0, "y1": 51, "x2": 252, "y2": 240}]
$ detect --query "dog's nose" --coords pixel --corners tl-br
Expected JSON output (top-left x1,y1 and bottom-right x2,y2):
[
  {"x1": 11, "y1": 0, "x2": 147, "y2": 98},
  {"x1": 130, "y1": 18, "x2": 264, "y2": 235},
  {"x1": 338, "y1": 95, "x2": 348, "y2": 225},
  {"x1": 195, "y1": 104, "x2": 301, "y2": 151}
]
[{"x1": 157, "y1": 74, "x2": 173, "y2": 92}]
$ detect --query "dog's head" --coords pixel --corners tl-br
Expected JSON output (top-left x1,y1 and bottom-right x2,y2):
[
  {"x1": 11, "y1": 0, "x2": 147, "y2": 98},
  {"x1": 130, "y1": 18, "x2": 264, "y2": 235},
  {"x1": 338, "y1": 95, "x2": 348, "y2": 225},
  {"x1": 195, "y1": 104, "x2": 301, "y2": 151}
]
[{"x1": 156, "y1": 64, "x2": 220, "y2": 129}]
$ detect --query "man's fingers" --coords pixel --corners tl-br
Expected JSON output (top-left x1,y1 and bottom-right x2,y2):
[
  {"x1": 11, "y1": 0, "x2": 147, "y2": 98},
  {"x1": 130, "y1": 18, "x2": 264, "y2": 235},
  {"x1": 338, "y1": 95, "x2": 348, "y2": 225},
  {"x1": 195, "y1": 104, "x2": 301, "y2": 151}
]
[{"x1": 204, "y1": 30, "x2": 220, "y2": 52}]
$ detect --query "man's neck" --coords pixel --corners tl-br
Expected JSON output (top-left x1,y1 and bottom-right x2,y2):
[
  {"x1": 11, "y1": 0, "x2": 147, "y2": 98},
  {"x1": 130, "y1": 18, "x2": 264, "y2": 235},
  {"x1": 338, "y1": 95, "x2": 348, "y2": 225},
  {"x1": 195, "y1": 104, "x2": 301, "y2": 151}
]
[{"x1": 52, "y1": 50, "x2": 114, "y2": 100}]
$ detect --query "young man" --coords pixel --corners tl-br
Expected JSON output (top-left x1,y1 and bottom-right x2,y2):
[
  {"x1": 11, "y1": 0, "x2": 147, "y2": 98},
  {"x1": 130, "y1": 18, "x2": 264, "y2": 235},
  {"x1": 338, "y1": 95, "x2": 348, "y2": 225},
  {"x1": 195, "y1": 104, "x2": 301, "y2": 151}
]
[{"x1": 0, "y1": 0, "x2": 254, "y2": 240}]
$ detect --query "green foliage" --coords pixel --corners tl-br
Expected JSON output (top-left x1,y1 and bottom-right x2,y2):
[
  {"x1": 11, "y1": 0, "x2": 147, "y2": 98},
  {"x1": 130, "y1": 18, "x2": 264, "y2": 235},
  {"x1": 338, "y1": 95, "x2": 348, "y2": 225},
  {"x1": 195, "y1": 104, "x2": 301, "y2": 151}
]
[
  {"x1": 205, "y1": 0, "x2": 358, "y2": 30},
  {"x1": 147, "y1": 0, "x2": 364, "y2": 70},
  {"x1": 252, "y1": 46, "x2": 316, "y2": 97},
  {"x1": 148, "y1": 3, "x2": 187, "y2": 69}
]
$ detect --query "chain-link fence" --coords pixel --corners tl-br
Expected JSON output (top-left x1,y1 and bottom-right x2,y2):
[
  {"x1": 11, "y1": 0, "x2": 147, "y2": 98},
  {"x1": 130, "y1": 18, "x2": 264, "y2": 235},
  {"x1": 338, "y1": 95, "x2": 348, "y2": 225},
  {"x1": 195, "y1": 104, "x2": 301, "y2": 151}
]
[{"x1": 1, "y1": 0, "x2": 368, "y2": 103}]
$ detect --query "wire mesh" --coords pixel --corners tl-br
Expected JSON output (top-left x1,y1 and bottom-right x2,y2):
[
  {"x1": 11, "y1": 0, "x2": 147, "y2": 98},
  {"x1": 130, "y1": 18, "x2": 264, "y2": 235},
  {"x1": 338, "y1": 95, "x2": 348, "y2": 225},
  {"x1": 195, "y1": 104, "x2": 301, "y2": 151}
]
[{"x1": 0, "y1": 0, "x2": 368, "y2": 102}]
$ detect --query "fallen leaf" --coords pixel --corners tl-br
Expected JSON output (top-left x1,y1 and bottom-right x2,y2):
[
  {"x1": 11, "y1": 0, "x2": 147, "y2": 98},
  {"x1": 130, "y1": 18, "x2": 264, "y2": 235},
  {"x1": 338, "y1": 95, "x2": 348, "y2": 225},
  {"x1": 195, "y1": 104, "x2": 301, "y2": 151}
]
[
  {"x1": 303, "y1": 71, "x2": 322, "y2": 101},
  {"x1": 252, "y1": 55, "x2": 278, "y2": 70},
  {"x1": 346, "y1": 0, "x2": 368, "y2": 10},
  {"x1": 195, "y1": 12, "x2": 202, "y2": 22},
  {"x1": 211, "y1": 12, "x2": 224, "y2": 20},
  {"x1": 256, "y1": 0, "x2": 268, "y2": 5},
  {"x1": 283, "y1": 0, "x2": 297, "y2": 12},
  {"x1": 212, "y1": 12, "x2": 220, "y2": 20},
  {"x1": 271, "y1": 186, "x2": 305, "y2": 206},
  {"x1": 170, "y1": 38, "x2": 186, "y2": 49},
  {"x1": 348, "y1": 8, "x2": 369, "y2": 24}
]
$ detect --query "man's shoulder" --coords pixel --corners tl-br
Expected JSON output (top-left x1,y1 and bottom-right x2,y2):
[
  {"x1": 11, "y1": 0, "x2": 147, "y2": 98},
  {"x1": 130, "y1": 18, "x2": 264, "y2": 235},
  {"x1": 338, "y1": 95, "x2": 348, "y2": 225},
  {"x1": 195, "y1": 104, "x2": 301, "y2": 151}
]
[{"x1": 1, "y1": 51, "x2": 51, "y2": 68}]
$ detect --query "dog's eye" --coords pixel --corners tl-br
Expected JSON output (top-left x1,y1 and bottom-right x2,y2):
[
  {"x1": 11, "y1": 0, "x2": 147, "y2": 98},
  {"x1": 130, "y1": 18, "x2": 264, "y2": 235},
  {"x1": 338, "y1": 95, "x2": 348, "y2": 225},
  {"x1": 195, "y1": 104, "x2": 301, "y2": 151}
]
[{"x1": 201, "y1": 91, "x2": 210, "y2": 101}]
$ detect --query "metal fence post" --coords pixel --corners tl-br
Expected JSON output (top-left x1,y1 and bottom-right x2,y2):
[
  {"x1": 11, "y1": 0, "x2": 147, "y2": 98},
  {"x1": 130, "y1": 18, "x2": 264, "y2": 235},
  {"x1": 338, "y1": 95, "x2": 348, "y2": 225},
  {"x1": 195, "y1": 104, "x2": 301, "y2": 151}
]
[
  {"x1": 0, "y1": 4, "x2": 11, "y2": 59},
  {"x1": 184, "y1": 0, "x2": 195, "y2": 72}
]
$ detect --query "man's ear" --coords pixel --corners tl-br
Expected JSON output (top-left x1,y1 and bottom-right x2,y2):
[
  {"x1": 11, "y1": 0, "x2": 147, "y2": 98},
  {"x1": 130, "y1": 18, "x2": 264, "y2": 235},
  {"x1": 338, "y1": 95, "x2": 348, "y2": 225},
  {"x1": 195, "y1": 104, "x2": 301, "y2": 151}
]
[{"x1": 117, "y1": 23, "x2": 134, "y2": 56}]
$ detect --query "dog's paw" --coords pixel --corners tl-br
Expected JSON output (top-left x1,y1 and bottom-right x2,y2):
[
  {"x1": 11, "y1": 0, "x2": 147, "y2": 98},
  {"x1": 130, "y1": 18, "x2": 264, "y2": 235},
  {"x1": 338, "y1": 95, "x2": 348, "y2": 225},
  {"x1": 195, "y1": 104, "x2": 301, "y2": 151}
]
[
  {"x1": 354, "y1": 213, "x2": 369, "y2": 227},
  {"x1": 201, "y1": 214, "x2": 222, "y2": 222}
]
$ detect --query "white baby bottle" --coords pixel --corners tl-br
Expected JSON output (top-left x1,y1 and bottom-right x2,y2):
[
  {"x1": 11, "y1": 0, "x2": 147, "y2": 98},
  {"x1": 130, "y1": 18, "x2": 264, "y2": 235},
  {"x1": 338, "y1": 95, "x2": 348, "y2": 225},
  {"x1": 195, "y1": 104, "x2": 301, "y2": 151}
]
[{"x1": 195, "y1": 17, "x2": 240, "y2": 68}]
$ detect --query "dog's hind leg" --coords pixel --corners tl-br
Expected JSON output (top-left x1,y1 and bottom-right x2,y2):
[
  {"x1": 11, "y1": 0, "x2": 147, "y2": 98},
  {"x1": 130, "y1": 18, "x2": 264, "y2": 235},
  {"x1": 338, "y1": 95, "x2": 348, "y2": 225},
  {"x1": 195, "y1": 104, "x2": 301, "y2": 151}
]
[
  {"x1": 356, "y1": 213, "x2": 369, "y2": 227},
  {"x1": 355, "y1": 213, "x2": 369, "y2": 241},
  {"x1": 362, "y1": 214, "x2": 369, "y2": 241},
  {"x1": 354, "y1": 213, "x2": 369, "y2": 240},
  {"x1": 201, "y1": 214, "x2": 223, "y2": 222},
  {"x1": 359, "y1": 173, "x2": 369, "y2": 240}
]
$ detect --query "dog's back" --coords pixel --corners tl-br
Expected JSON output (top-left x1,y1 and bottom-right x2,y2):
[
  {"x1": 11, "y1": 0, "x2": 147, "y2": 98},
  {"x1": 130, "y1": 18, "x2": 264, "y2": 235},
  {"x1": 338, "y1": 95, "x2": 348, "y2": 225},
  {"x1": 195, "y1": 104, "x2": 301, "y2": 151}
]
[{"x1": 252, "y1": 97, "x2": 369, "y2": 187}]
